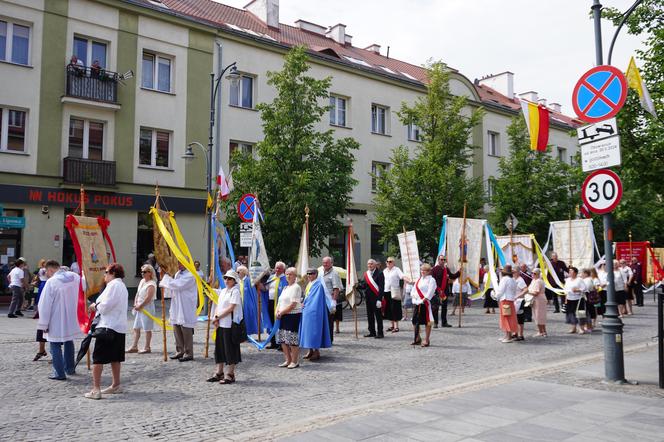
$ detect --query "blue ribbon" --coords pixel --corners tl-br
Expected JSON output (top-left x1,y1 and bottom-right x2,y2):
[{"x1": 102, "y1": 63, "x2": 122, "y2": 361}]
[
  {"x1": 486, "y1": 223, "x2": 507, "y2": 266},
  {"x1": 212, "y1": 216, "x2": 225, "y2": 288},
  {"x1": 437, "y1": 215, "x2": 447, "y2": 257},
  {"x1": 246, "y1": 319, "x2": 281, "y2": 350},
  {"x1": 224, "y1": 224, "x2": 236, "y2": 270}
]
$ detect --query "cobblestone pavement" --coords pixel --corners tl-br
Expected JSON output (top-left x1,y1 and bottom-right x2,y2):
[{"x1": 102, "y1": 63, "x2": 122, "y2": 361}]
[{"x1": 0, "y1": 298, "x2": 660, "y2": 441}]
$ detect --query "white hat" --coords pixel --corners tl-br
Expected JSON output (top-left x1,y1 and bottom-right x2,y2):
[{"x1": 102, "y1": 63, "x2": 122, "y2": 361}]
[{"x1": 222, "y1": 270, "x2": 240, "y2": 284}]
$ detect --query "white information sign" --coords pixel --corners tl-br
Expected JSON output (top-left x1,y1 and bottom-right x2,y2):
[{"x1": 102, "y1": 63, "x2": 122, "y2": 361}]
[
  {"x1": 397, "y1": 230, "x2": 420, "y2": 281},
  {"x1": 239, "y1": 222, "x2": 253, "y2": 248},
  {"x1": 577, "y1": 117, "x2": 618, "y2": 145},
  {"x1": 581, "y1": 135, "x2": 621, "y2": 172}
]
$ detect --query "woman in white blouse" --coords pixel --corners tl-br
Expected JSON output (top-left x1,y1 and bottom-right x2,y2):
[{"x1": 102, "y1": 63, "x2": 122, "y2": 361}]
[
  {"x1": 528, "y1": 269, "x2": 547, "y2": 337},
  {"x1": 564, "y1": 267, "x2": 587, "y2": 334},
  {"x1": 276, "y1": 267, "x2": 303, "y2": 369},
  {"x1": 496, "y1": 265, "x2": 518, "y2": 343},
  {"x1": 405, "y1": 263, "x2": 437, "y2": 347},
  {"x1": 85, "y1": 263, "x2": 129, "y2": 400},
  {"x1": 208, "y1": 270, "x2": 243, "y2": 384},
  {"x1": 126, "y1": 264, "x2": 157, "y2": 354},
  {"x1": 383, "y1": 257, "x2": 404, "y2": 333}
]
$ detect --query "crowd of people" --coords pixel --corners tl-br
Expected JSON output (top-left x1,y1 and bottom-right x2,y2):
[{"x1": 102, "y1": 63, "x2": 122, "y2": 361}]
[{"x1": 9, "y1": 249, "x2": 648, "y2": 399}]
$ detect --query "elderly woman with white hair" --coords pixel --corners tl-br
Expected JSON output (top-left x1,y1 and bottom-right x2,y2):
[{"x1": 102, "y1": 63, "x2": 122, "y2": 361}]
[
  {"x1": 528, "y1": 268, "x2": 547, "y2": 337},
  {"x1": 126, "y1": 263, "x2": 157, "y2": 353},
  {"x1": 276, "y1": 267, "x2": 303, "y2": 368},
  {"x1": 208, "y1": 270, "x2": 243, "y2": 384}
]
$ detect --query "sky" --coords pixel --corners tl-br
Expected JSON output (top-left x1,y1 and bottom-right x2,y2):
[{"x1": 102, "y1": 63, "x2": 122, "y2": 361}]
[{"x1": 216, "y1": 0, "x2": 647, "y2": 116}]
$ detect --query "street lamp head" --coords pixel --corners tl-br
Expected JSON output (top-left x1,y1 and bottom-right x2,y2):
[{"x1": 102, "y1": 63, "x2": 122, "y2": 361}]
[
  {"x1": 226, "y1": 65, "x2": 240, "y2": 89},
  {"x1": 182, "y1": 144, "x2": 196, "y2": 161}
]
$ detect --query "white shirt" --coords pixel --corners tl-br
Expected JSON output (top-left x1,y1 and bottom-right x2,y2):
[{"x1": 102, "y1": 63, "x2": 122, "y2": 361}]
[
  {"x1": 411, "y1": 275, "x2": 436, "y2": 305},
  {"x1": 597, "y1": 270, "x2": 608, "y2": 289},
  {"x1": 95, "y1": 278, "x2": 129, "y2": 334},
  {"x1": 278, "y1": 284, "x2": 303, "y2": 314},
  {"x1": 496, "y1": 276, "x2": 517, "y2": 301},
  {"x1": 267, "y1": 274, "x2": 284, "y2": 300},
  {"x1": 161, "y1": 270, "x2": 198, "y2": 328},
  {"x1": 613, "y1": 270, "x2": 626, "y2": 291},
  {"x1": 214, "y1": 286, "x2": 242, "y2": 328},
  {"x1": 36, "y1": 270, "x2": 83, "y2": 342},
  {"x1": 8, "y1": 267, "x2": 24, "y2": 287},
  {"x1": 583, "y1": 277, "x2": 595, "y2": 292},
  {"x1": 564, "y1": 277, "x2": 586, "y2": 301},
  {"x1": 136, "y1": 279, "x2": 157, "y2": 305},
  {"x1": 515, "y1": 276, "x2": 527, "y2": 295},
  {"x1": 619, "y1": 266, "x2": 633, "y2": 285},
  {"x1": 70, "y1": 262, "x2": 80, "y2": 275},
  {"x1": 452, "y1": 279, "x2": 471, "y2": 294},
  {"x1": 383, "y1": 266, "x2": 404, "y2": 292},
  {"x1": 38, "y1": 268, "x2": 47, "y2": 282}
]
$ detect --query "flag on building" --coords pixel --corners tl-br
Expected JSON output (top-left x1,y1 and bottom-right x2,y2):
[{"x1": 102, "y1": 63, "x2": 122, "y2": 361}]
[
  {"x1": 520, "y1": 100, "x2": 550, "y2": 152},
  {"x1": 216, "y1": 165, "x2": 231, "y2": 200},
  {"x1": 345, "y1": 223, "x2": 358, "y2": 307},
  {"x1": 294, "y1": 222, "x2": 309, "y2": 279},
  {"x1": 626, "y1": 56, "x2": 657, "y2": 118}
]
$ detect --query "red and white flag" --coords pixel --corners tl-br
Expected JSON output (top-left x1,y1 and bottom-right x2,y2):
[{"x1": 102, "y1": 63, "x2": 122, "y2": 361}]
[
  {"x1": 216, "y1": 166, "x2": 231, "y2": 200},
  {"x1": 579, "y1": 203, "x2": 591, "y2": 219}
]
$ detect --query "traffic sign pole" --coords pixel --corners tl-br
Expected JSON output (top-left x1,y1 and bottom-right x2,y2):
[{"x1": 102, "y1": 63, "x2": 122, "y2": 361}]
[{"x1": 591, "y1": 0, "x2": 625, "y2": 384}]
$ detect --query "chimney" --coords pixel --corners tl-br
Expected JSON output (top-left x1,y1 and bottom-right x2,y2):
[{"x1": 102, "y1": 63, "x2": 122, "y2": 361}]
[
  {"x1": 326, "y1": 23, "x2": 346, "y2": 45},
  {"x1": 344, "y1": 34, "x2": 352, "y2": 45},
  {"x1": 477, "y1": 71, "x2": 514, "y2": 99},
  {"x1": 518, "y1": 91, "x2": 538, "y2": 103},
  {"x1": 364, "y1": 44, "x2": 381, "y2": 54},
  {"x1": 538, "y1": 98, "x2": 547, "y2": 107},
  {"x1": 244, "y1": 0, "x2": 279, "y2": 29},
  {"x1": 295, "y1": 19, "x2": 326, "y2": 35},
  {"x1": 549, "y1": 102, "x2": 562, "y2": 113}
]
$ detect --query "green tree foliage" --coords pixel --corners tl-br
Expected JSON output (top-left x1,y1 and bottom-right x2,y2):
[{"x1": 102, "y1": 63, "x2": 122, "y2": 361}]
[
  {"x1": 373, "y1": 62, "x2": 485, "y2": 260},
  {"x1": 489, "y1": 117, "x2": 583, "y2": 242},
  {"x1": 224, "y1": 46, "x2": 359, "y2": 263},
  {"x1": 603, "y1": 1, "x2": 664, "y2": 244}
]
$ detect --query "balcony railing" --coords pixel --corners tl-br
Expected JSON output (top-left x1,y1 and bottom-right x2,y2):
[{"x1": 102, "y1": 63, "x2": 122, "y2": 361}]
[
  {"x1": 65, "y1": 64, "x2": 119, "y2": 104},
  {"x1": 63, "y1": 157, "x2": 116, "y2": 187}
]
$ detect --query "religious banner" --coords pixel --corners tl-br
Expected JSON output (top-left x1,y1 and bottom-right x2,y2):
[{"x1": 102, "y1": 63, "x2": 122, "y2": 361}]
[
  {"x1": 648, "y1": 248, "x2": 664, "y2": 284},
  {"x1": 615, "y1": 241, "x2": 649, "y2": 282},
  {"x1": 496, "y1": 234, "x2": 535, "y2": 268},
  {"x1": 397, "y1": 230, "x2": 420, "y2": 281},
  {"x1": 543, "y1": 219, "x2": 600, "y2": 269},
  {"x1": 152, "y1": 208, "x2": 179, "y2": 276},
  {"x1": 443, "y1": 217, "x2": 485, "y2": 287}
]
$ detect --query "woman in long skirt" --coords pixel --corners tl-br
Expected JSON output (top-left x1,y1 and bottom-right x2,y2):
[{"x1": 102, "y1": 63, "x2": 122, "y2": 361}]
[{"x1": 482, "y1": 266, "x2": 497, "y2": 314}]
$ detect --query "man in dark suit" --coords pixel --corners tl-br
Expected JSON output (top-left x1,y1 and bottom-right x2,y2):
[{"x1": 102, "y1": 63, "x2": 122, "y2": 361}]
[
  {"x1": 361, "y1": 259, "x2": 384, "y2": 338},
  {"x1": 431, "y1": 255, "x2": 460, "y2": 327},
  {"x1": 546, "y1": 252, "x2": 568, "y2": 313}
]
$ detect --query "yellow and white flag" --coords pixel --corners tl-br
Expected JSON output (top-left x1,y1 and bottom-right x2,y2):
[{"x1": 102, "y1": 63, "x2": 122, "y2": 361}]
[
  {"x1": 345, "y1": 224, "x2": 358, "y2": 306},
  {"x1": 626, "y1": 56, "x2": 657, "y2": 118}
]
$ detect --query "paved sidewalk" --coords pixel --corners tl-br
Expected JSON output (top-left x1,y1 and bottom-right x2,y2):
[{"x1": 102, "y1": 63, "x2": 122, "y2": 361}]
[{"x1": 280, "y1": 346, "x2": 664, "y2": 441}]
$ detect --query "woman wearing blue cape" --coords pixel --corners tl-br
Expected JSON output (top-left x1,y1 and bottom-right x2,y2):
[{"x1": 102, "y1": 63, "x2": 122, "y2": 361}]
[
  {"x1": 237, "y1": 266, "x2": 258, "y2": 335},
  {"x1": 299, "y1": 269, "x2": 332, "y2": 360}
]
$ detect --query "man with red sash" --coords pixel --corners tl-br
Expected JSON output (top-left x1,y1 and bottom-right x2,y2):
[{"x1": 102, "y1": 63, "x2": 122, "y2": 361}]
[
  {"x1": 406, "y1": 263, "x2": 437, "y2": 347},
  {"x1": 361, "y1": 259, "x2": 384, "y2": 338},
  {"x1": 431, "y1": 255, "x2": 459, "y2": 328}
]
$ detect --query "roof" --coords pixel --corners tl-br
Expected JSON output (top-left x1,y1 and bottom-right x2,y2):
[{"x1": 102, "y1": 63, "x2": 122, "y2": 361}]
[{"x1": 129, "y1": 0, "x2": 580, "y2": 129}]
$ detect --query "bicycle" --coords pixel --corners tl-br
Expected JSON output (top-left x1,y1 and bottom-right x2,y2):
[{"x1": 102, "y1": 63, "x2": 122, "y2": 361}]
[{"x1": 342, "y1": 288, "x2": 364, "y2": 310}]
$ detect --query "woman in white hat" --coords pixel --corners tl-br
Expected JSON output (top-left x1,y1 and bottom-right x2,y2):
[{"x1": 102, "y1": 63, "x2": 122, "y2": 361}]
[{"x1": 207, "y1": 270, "x2": 243, "y2": 384}]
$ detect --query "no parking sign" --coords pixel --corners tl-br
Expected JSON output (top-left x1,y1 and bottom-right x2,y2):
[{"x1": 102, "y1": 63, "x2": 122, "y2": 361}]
[{"x1": 572, "y1": 65, "x2": 627, "y2": 123}]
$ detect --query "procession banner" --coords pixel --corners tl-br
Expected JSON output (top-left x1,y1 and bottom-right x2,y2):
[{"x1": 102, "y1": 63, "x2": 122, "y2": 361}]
[
  {"x1": 648, "y1": 247, "x2": 664, "y2": 283},
  {"x1": 294, "y1": 223, "x2": 309, "y2": 280},
  {"x1": 496, "y1": 234, "x2": 535, "y2": 267},
  {"x1": 397, "y1": 230, "x2": 420, "y2": 281},
  {"x1": 152, "y1": 208, "x2": 179, "y2": 277},
  {"x1": 615, "y1": 241, "x2": 649, "y2": 282},
  {"x1": 345, "y1": 224, "x2": 358, "y2": 306},
  {"x1": 445, "y1": 217, "x2": 484, "y2": 287},
  {"x1": 545, "y1": 219, "x2": 598, "y2": 269}
]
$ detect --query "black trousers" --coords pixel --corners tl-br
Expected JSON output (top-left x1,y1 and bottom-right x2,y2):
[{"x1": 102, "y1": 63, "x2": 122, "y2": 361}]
[
  {"x1": 431, "y1": 300, "x2": 440, "y2": 326},
  {"x1": 365, "y1": 291, "x2": 383, "y2": 336},
  {"x1": 439, "y1": 297, "x2": 449, "y2": 325},
  {"x1": 268, "y1": 299, "x2": 277, "y2": 347},
  {"x1": 545, "y1": 288, "x2": 560, "y2": 311},
  {"x1": 634, "y1": 284, "x2": 644, "y2": 306}
]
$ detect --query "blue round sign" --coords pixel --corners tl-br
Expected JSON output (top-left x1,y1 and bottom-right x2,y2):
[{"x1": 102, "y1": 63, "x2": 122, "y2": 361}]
[
  {"x1": 237, "y1": 193, "x2": 256, "y2": 222},
  {"x1": 572, "y1": 65, "x2": 627, "y2": 123}
]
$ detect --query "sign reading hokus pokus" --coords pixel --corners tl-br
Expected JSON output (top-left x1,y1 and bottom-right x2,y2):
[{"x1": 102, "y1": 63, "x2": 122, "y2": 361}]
[
  {"x1": 397, "y1": 230, "x2": 420, "y2": 281},
  {"x1": 66, "y1": 215, "x2": 111, "y2": 296}
]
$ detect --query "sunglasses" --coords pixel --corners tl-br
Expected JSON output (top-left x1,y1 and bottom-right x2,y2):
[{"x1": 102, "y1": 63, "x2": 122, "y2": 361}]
[
  {"x1": 141, "y1": 270, "x2": 151, "y2": 274},
  {"x1": 387, "y1": 261, "x2": 394, "y2": 263},
  {"x1": 223, "y1": 276, "x2": 234, "y2": 280},
  {"x1": 104, "y1": 270, "x2": 110, "y2": 274},
  {"x1": 306, "y1": 272, "x2": 316, "y2": 275}
]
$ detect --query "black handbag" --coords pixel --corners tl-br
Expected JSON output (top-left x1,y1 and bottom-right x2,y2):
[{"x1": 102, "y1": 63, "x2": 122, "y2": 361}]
[
  {"x1": 91, "y1": 327, "x2": 115, "y2": 342},
  {"x1": 230, "y1": 311, "x2": 247, "y2": 345}
]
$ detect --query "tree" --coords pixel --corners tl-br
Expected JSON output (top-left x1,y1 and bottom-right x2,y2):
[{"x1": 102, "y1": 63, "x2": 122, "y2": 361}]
[
  {"x1": 489, "y1": 117, "x2": 583, "y2": 242},
  {"x1": 373, "y1": 62, "x2": 485, "y2": 261},
  {"x1": 224, "y1": 46, "x2": 359, "y2": 263},
  {"x1": 603, "y1": 1, "x2": 664, "y2": 244}
]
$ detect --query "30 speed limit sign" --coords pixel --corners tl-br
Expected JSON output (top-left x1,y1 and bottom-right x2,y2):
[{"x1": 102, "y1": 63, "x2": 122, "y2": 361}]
[{"x1": 581, "y1": 169, "x2": 623, "y2": 214}]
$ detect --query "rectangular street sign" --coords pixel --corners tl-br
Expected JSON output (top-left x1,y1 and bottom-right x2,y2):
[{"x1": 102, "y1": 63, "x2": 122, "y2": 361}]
[
  {"x1": 0, "y1": 216, "x2": 26, "y2": 229},
  {"x1": 240, "y1": 222, "x2": 253, "y2": 248},
  {"x1": 581, "y1": 135, "x2": 621, "y2": 172},
  {"x1": 577, "y1": 117, "x2": 618, "y2": 145}
]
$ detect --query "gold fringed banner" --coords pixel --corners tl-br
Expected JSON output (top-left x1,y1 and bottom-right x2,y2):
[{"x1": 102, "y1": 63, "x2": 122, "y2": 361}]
[
  {"x1": 152, "y1": 208, "x2": 179, "y2": 276},
  {"x1": 67, "y1": 215, "x2": 111, "y2": 296}
]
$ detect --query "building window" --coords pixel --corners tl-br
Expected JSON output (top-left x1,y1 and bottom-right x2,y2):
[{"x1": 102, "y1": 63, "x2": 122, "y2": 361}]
[
  {"x1": 487, "y1": 177, "x2": 496, "y2": 201},
  {"x1": 370, "y1": 224, "x2": 389, "y2": 261},
  {"x1": 68, "y1": 117, "x2": 104, "y2": 160},
  {"x1": 0, "y1": 108, "x2": 27, "y2": 152},
  {"x1": 488, "y1": 131, "x2": 500, "y2": 156},
  {"x1": 371, "y1": 104, "x2": 389, "y2": 135},
  {"x1": 407, "y1": 123, "x2": 422, "y2": 142},
  {"x1": 139, "y1": 128, "x2": 170, "y2": 168},
  {"x1": 229, "y1": 74, "x2": 254, "y2": 108},
  {"x1": 329, "y1": 95, "x2": 347, "y2": 127},
  {"x1": 0, "y1": 21, "x2": 30, "y2": 65},
  {"x1": 142, "y1": 52, "x2": 172, "y2": 92},
  {"x1": 557, "y1": 146, "x2": 566, "y2": 163},
  {"x1": 73, "y1": 36, "x2": 107, "y2": 68},
  {"x1": 229, "y1": 140, "x2": 253, "y2": 165},
  {"x1": 371, "y1": 161, "x2": 390, "y2": 191}
]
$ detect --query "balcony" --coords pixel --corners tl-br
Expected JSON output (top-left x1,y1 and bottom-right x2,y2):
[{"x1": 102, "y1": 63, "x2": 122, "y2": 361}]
[
  {"x1": 63, "y1": 157, "x2": 116, "y2": 187},
  {"x1": 64, "y1": 64, "x2": 119, "y2": 105}
]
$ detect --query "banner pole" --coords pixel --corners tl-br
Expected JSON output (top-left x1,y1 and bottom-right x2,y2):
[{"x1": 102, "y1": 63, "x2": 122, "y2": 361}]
[
  {"x1": 155, "y1": 185, "x2": 168, "y2": 362},
  {"x1": 204, "y1": 191, "x2": 220, "y2": 359},
  {"x1": 353, "y1": 303, "x2": 358, "y2": 340},
  {"x1": 80, "y1": 185, "x2": 92, "y2": 371},
  {"x1": 459, "y1": 202, "x2": 467, "y2": 328}
]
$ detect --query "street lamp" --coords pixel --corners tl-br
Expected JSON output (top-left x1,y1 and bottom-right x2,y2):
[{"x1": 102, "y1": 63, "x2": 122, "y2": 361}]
[{"x1": 185, "y1": 62, "x2": 239, "y2": 303}]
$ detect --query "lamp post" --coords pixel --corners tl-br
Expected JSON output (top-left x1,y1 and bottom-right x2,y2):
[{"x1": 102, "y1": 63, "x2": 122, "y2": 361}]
[{"x1": 184, "y1": 63, "x2": 240, "y2": 304}]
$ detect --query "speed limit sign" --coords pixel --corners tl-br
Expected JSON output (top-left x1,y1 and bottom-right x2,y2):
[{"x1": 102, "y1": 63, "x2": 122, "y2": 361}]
[{"x1": 581, "y1": 169, "x2": 623, "y2": 214}]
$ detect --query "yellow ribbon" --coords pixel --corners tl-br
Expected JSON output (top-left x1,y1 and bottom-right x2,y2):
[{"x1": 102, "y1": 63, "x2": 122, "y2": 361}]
[
  {"x1": 138, "y1": 308, "x2": 173, "y2": 331},
  {"x1": 531, "y1": 234, "x2": 566, "y2": 296},
  {"x1": 272, "y1": 276, "x2": 282, "y2": 316},
  {"x1": 150, "y1": 208, "x2": 218, "y2": 315},
  {"x1": 304, "y1": 281, "x2": 312, "y2": 298}
]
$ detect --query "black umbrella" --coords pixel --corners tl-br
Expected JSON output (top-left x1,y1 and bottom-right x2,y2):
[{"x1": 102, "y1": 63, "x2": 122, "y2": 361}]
[{"x1": 75, "y1": 315, "x2": 99, "y2": 367}]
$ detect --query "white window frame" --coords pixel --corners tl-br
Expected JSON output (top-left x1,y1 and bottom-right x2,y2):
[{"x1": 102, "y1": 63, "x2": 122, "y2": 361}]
[
  {"x1": 371, "y1": 161, "x2": 390, "y2": 192},
  {"x1": 487, "y1": 177, "x2": 496, "y2": 201},
  {"x1": 0, "y1": 106, "x2": 27, "y2": 153},
  {"x1": 139, "y1": 127, "x2": 171, "y2": 168},
  {"x1": 68, "y1": 117, "x2": 104, "y2": 160},
  {"x1": 407, "y1": 122, "x2": 422, "y2": 142},
  {"x1": 329, "y1": 95, "x2": 347, "y2": 127},
  {"x1": 73, "y1": 35, "x2": 108, "y2": 67},
  {"x1": 371, "y1": 104, "x2": 389, "y2": 135},
  {"x1": 557, "y1": 146, "x2": 566, "y2": 163},
  {"x1": 0, "y1": 20, "x2": 31, "y2": 66},
  {"x1": 488, "y1": 131, "x2": 500, "y2": 156},
  {"x1": 141, "y1": 51, "x2": 173, "y2": 93},
  {"x1": 229, "y1": 73, "x2": 255, "y2": 109}
]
